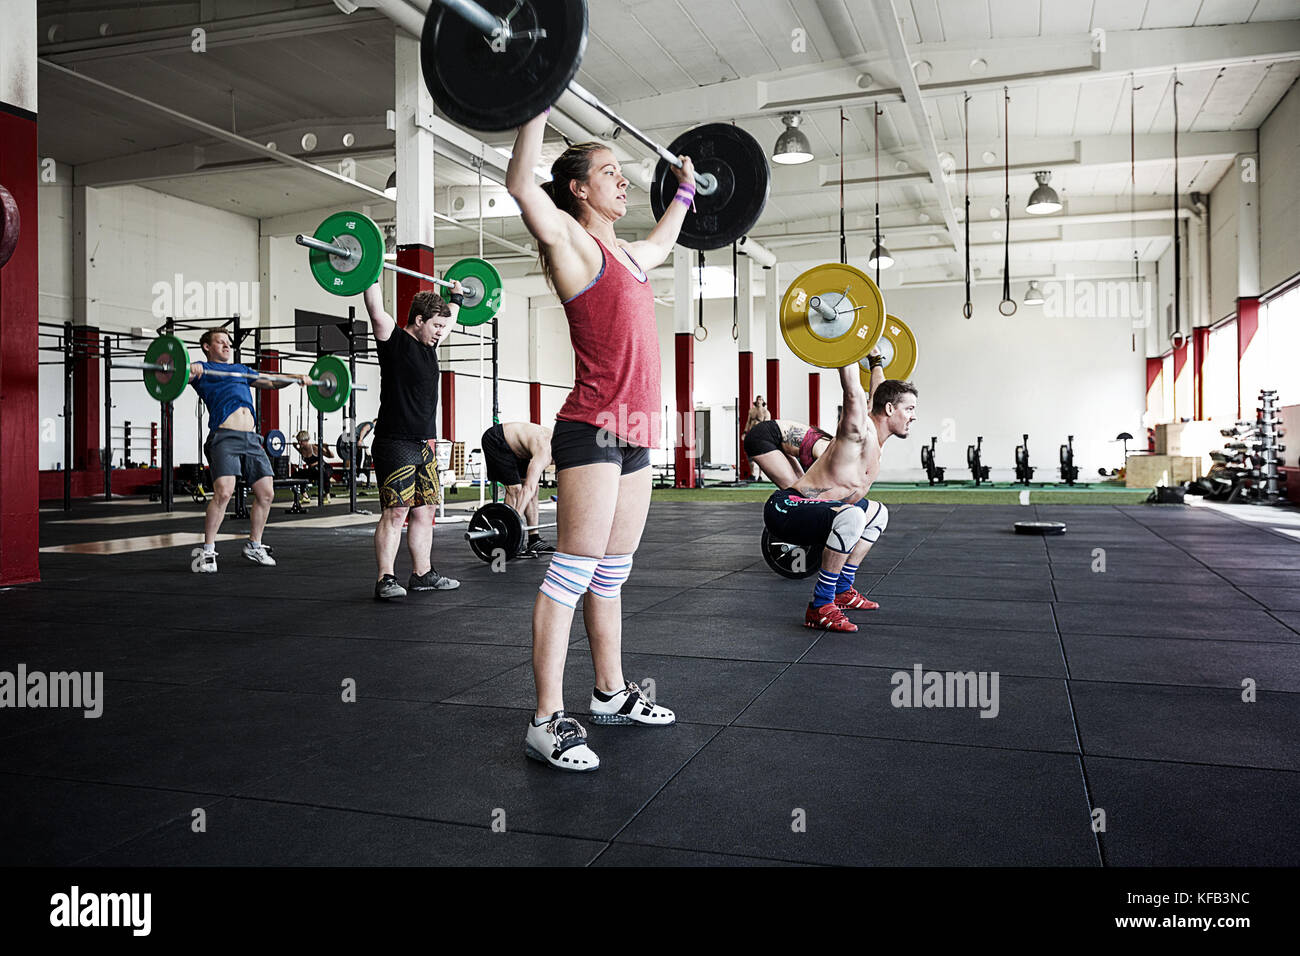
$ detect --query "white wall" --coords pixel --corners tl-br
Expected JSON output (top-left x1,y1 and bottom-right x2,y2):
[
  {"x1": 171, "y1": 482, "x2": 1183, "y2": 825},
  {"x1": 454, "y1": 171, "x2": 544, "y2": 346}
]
[
  {"x1": 1209, "y1": 166, "x2": 1239, "y2": 325},
  {"x1": 1260, "y1": 78, "x2": 1300, "y2": 294}
]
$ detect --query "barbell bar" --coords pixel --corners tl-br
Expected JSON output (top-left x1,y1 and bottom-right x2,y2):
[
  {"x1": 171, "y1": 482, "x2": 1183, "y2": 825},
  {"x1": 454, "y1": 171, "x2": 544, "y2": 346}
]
[
  {"x1": 564, "y1": 81, "x2": 718, "y2": 197},
  {"x1": 426, "y1": 0, "x2": 716, "y2": 196},
  {"x1": 113, "y1": 358, "x2": 367, "y2": 393},
  {"x1": 298, "y1": 211, "x2": 503, "y2": 327},
  {"x1": 420, "y1": 0, "x2": 770, "y2": 250},
  {"x1": 295, "y1": 233, "x2": 455, "y2": 289},
  {"x1": 113, "y1": 334, "x2": 363, "y2": 413}
]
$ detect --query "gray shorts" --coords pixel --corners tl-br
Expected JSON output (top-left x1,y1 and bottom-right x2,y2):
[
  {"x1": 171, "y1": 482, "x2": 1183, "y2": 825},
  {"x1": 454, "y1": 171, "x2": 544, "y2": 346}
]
[{"x1": 204, "y1": 428, "x2": 273, "y2": 484}]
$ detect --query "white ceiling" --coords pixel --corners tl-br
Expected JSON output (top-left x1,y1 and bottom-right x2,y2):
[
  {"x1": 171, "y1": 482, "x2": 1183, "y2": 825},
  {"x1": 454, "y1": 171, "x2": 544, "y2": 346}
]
[{"x1": 34, "y1": 0, "x2": 1300, "y2": 283}]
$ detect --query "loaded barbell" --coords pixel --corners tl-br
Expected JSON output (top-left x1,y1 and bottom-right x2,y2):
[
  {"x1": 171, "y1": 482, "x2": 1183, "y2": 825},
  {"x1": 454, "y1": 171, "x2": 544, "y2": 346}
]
[
  {"x1": 464, "y1": 501, "x2": 556, "y2": 563},
  {"x1": 419, "y1": 0, "x2": 770, "y2": 250},
  {"x1": 112, "y1": 333, "x2": 365, "y2": 413},
  {"x1": 296, "y1": 211, "x2": 503, "y2": 327}
]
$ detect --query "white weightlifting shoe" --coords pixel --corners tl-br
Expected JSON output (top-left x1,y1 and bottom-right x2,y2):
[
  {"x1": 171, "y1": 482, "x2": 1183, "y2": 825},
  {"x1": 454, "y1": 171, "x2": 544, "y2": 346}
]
[
  {"x1": 243, "y1": 541, "x2": 276, "y2": 566},
  {"x1": 525, "y1": 711, "x2": 600, "y2": 772},
  {"x1": 589, "y1": 680, "x2": 676, "y2": 727},
  {"x1": 194, "y1": 550, "x2": 218, "y2": 573}
]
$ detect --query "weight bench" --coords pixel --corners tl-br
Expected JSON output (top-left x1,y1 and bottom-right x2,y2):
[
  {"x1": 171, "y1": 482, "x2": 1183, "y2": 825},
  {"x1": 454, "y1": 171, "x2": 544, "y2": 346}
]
[{"x1": 230, "y1": 475, "x2": 312, "y2": 517}]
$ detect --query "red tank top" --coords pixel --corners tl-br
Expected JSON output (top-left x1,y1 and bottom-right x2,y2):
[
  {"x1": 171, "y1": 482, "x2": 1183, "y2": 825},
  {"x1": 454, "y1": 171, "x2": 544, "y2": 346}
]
[{"x1": 556, "y1": 236, "x2": 661, "y2": 448}]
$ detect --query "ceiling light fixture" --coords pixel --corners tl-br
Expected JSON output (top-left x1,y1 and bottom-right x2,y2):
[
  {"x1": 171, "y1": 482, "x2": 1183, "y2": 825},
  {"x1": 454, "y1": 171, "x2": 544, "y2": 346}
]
[
  {"x1": 772, "y1": 112, "x2": 813, "y2": 165},
  {"x1": 1026, "y1": 170, "x2": 1062, "y2": 215}
]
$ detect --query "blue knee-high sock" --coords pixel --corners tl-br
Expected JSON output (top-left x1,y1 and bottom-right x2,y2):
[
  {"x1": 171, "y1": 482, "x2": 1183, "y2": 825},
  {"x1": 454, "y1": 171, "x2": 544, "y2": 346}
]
[
  {"x1": 812, "y1": 569, "x2": 839, "y2": 606},
  {"x1": 836, "y1": 561, "x2": 859, "y2": 593}
]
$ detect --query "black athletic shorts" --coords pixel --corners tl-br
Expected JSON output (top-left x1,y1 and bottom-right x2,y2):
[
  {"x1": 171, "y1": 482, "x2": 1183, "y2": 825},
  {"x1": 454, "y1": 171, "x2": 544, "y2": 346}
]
[
  {"x1": 481, "y1": 424, "x2": 530, "y2": 485},
  {"x1": 551, "y1": 419, "x2": 650, "y2": 474},
  {"x1": 743, "y1": 420, "x2": 782, "y2": 458},
  {"x1": 371, "y1": 436, "x2": 440, "y2": 508},
  {"x1": 763, "y1": 488, "x2": 877, "y2": 548}
]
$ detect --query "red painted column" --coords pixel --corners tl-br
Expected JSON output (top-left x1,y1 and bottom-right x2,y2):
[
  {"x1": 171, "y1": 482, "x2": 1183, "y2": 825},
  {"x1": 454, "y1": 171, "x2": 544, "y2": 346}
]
[
  {"x1": 766, "y1": 358, "x2": 780, "y2": 419},
  {"x1": 1237, "y1": 297, "x2": 1260, "y2": 419},
  {"x1": 72, "y1": 325, "x2": 100, "y2": 469},
  {"x1": 440, "y1": 369, "x2": 456, "y2": 441},
  {"x1": 808, "y1": 372, "x2": 821, "y2": 429},
  {"x1": 258, "y1": 350, "x2": 281, "y2": 435},
  {"x1": 0, "y1": 102, "x2": 40, "y2": 585},
  {"x1": 1192, "y1": 327, "x2": 1210, "y2": 420},
  {"x1": 674, "y1": 332, "x2": 696, "y2": 488},
  {"x1": 396, "y1": 243, "x2": 436, "y2": 328},
  {"x1": 1145, "y1": 356, "x2": 1162, "y2": 435},
  {"x1": 529, "y1": 382, "x2": 541, "y2": 425},
  {"x1": 1171, "y1": 337, "x2": 1190, "y2": 421},
  {"x1": 737, "y1": 351, "x2": 753, "y2": 477}
]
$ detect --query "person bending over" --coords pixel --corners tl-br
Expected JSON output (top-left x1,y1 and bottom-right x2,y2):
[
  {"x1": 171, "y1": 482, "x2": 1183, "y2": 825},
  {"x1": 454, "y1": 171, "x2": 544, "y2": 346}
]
[
  {"x1": 506, "y1": 111, "x2": 691, "y2": 771},
  {"x1": 189, "y1": 329, "x2": 310, "y2": 572},
  {"x1": 480, "y1": 421, "x2": 556, "y2": 556},
  {"x1": 361, "y1": 280, "x2": 463, "y2": 601},
  {"x1": 762, "y1": 349, "x2": 917, "y2": 632},
  {"x1": 743, "y1": 417, "x2": 833, "y2": 489}
]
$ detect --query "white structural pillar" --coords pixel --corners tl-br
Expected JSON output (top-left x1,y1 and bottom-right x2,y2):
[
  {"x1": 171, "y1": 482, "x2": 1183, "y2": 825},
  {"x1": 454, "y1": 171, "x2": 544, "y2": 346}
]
[
  {"x1": 765, "y1": 264, "x2": 781, "y2": 418},
  {"x1": 735, "y1": 254, "x2": 755, "y2": 474},
  {"x1": 673, "y1": 250, "x2": 696, "y2": 486}
]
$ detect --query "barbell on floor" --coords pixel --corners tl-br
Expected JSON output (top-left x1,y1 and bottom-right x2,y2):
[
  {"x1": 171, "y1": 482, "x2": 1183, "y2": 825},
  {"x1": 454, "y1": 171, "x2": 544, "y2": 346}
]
[
  {"x1": 296, "y1": 211, "x2": 503, "y2": 326},
  {"x1": 112, "y1": 333, "x2": 364, "y2": 412},
  {"x1": 464, "y1": 501, "x2": 556, "y2": 563},
  {"x1": 420, "y1": 0, "x2": 769, "y2": 250}
]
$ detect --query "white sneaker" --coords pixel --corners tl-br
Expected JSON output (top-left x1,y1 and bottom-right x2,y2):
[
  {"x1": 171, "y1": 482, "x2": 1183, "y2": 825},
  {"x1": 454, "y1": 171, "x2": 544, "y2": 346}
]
[
  {"x1": 242, "y1": 542, "x2": 277, "y2": 566},
  {"x1": 589, "y1": 680, "x2": 676, "y2": 726},
  {"x1": 525, "y1": 711, "x2": 600, "y2": 772},
  {"x1": 194, "y1": 550, "x2": 218, "y2": 574}
]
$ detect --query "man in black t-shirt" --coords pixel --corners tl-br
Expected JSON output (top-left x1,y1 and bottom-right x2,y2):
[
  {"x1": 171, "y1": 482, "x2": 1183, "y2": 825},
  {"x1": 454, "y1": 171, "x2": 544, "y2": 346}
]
[{"x1": 362, "y1": 280, "x2": 464, "y2": 601}]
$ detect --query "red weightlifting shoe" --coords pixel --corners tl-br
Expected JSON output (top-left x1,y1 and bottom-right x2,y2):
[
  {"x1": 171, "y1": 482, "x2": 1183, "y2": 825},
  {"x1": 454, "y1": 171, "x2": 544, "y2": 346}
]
[
  {"x1": 805, "y1": 602, "x2": 858, "y2": 633},
  {"x1": 835, "y1": 587, "x2": 879, "y2": 611}
]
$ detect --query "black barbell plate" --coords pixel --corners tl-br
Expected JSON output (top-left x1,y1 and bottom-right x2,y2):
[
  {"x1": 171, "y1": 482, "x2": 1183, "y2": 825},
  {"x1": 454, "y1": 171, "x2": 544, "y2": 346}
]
[
  {"x1": 1014, "y1": 521, "x2": 1067, "y2": 536},
  {"x1": 761, "y1": 528, "x2": 822, "y2": 579},
  {"x1": 468, "y1": 501, "x2": 526, "y2": 562},
  {"x1": 420, "y1": 0, "x2": 588, "y2": 133},
  {"x1": 649, "y1": 123, "x2": 770, "y2": 251}
]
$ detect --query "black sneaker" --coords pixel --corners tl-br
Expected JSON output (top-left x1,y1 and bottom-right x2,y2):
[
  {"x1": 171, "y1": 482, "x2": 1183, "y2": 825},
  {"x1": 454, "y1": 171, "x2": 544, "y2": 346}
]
[
  {"x1": 408, "y1": 569, "x2": 460, "y2": 591},
  {"x1": 525, "y1": 537, "x2": 556, "y2": 556},
  {"x1": 374, "y1": 574, "x2": 407, "y2": 601}
]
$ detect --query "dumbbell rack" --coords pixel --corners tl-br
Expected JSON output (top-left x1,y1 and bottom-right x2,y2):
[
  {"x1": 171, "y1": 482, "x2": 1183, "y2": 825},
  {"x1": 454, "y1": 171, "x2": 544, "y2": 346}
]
[{"x1": 1249, "y1": 389, "x2": 1287, "y2": 505}]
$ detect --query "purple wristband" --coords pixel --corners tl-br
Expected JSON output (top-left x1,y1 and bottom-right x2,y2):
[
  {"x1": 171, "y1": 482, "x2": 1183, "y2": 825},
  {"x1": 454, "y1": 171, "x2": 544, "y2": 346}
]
[{"x1": 673, "y1": 183, "x2": 696, "y2": 208}]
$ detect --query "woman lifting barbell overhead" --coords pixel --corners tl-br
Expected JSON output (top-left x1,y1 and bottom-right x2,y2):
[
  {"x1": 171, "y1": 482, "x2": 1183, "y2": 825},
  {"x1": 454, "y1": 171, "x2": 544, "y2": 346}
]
[
  {"x1": 506, "y1": 111, "x2": 686, "y2": 772},
  {"x1": 189, "y1": 328, "x2": 312, "y2": 573}
]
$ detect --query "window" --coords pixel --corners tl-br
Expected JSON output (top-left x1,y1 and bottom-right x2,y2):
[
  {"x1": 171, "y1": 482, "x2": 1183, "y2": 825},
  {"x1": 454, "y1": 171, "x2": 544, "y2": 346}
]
[
  {"x1": 1259, "y1": 286, "x2": 1300, "y2": 406},
  {"x1": 1204, "y1": 320, "x2": 1238, "y2": 423}
]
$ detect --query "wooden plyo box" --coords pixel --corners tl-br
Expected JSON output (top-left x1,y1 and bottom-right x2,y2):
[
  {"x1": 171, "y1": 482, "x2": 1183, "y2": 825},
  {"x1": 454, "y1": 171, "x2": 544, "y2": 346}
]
[{"x1": 1126, "y1": 454, "x2": 1203, "y2": 488}]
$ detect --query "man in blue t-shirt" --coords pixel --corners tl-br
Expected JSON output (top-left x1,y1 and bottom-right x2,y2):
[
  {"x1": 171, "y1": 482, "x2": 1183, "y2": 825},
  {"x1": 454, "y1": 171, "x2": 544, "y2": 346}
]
[{"x1": 188, "y1": 328, "x2": 309, "y2": 573}]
